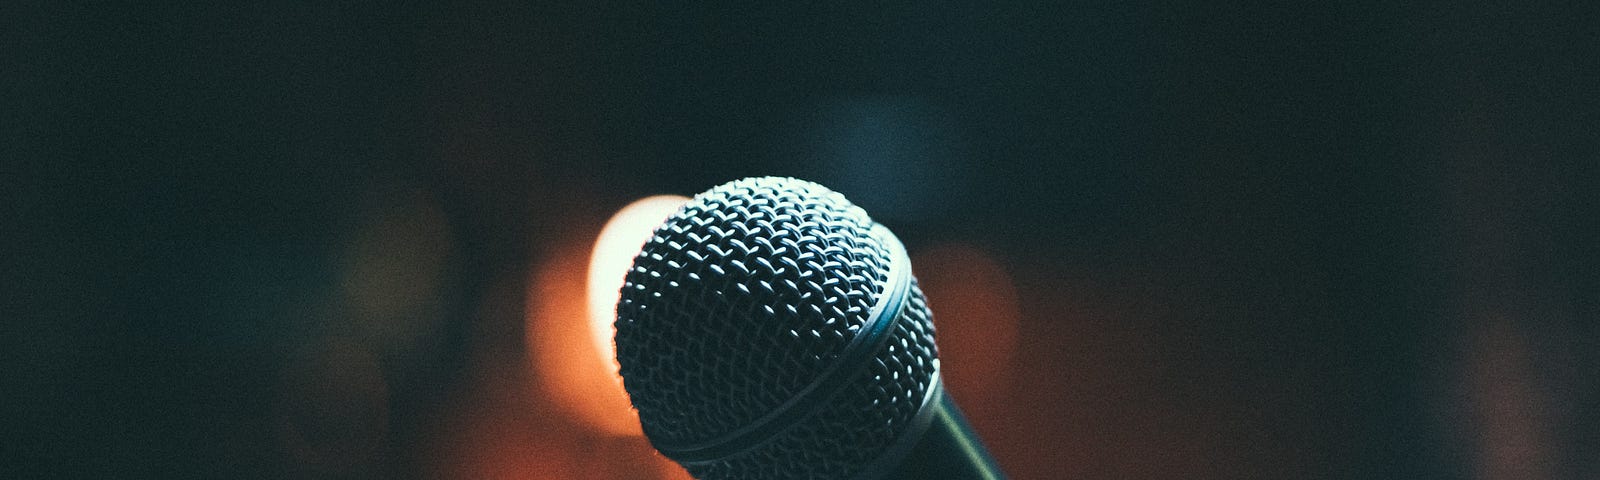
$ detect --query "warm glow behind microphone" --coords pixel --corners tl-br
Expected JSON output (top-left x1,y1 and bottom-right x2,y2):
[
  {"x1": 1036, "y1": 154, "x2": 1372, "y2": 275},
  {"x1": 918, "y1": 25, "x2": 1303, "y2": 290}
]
[
  {"x1": 586, "y1": 195, "x2": 694, "y2": 386},
  {"x1": 615, "y1": 177, "x2": 942, "y2": 479},
  {"x1": 527, "y1": 194, "x2": 689, "y2": 439}
]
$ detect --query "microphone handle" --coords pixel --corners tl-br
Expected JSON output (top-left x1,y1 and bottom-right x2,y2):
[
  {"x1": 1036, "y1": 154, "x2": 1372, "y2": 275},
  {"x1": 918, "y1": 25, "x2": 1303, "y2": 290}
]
[{"x1": 881, "y1": 389, "x2": 1006, "y2": 480}]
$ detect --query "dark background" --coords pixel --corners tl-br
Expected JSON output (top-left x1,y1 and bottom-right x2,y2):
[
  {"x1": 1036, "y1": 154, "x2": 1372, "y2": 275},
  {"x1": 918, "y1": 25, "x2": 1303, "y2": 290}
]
[{"x1": 6, "y1": 2, "x2": 1597, "y2": 479}]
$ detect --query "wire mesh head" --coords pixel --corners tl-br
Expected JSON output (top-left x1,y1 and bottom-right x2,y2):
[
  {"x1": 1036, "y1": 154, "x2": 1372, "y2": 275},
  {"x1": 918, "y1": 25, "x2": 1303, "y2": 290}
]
[{"x1": 615, "y1": 177, "x2": 939, "y2": 479}]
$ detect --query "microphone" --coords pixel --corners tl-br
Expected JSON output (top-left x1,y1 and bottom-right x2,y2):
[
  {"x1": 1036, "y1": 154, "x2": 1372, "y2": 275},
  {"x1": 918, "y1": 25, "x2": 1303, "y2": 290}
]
[{"x1": 615, "y1": 177, "x2": 1006, "y2": 480}]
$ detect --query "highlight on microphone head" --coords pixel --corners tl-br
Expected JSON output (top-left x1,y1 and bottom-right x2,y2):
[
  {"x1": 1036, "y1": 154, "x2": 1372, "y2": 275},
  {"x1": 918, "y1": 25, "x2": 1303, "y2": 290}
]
[{"x1": 614, "y1": 177, "x2": 941, "y2": 479}]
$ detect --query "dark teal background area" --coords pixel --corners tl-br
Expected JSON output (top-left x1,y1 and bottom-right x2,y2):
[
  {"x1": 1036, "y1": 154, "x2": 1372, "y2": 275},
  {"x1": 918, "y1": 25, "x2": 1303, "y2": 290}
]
[{"x1": 6, "y1": 2, "x2": 1597, "y2": 478}]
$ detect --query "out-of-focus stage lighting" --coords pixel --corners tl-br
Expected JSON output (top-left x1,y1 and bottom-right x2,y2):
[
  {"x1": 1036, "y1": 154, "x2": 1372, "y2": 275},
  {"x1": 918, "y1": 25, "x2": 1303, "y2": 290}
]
[
  {"x1": 585, "y1": 196, "x2": 692, "y2": 388},
  {"x1": 910, "y1": 243, "x2": 1021, "y2": 410},
  {"x1": 528, "y1": 195, "x2": 688, "y2": 438}
]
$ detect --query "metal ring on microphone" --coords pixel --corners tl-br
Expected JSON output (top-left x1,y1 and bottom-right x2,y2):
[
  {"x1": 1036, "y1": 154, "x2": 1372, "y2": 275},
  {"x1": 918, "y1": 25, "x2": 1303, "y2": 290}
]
[
  {"x1": 850, "y1": 371, "x2": 944, "y2": 480},
  {"x1": 658, "y1": 225, "x2": 916, "y2": 463}
]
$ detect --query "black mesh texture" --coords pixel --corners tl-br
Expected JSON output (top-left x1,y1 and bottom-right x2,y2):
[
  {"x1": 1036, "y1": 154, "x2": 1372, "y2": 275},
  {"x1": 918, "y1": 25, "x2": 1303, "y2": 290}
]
[
  {"x1": 683, "y1": 283, "x2": 937, "y2": 480},
  {"x1": 614, "y1": 177, "x2": 940, "y2": 479}
]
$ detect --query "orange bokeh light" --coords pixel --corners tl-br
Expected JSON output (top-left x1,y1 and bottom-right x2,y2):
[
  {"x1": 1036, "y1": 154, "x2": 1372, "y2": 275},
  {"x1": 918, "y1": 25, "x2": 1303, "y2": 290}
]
[
  {"x1": 526, "y1": 195, "x2": 688, "y2": 438},
  {"x1": 909, "y1": 243, "x2": 1022, "y2": 410},
  {"x1": 585, "y1": 196, "x2": 691, "y2": 390}
]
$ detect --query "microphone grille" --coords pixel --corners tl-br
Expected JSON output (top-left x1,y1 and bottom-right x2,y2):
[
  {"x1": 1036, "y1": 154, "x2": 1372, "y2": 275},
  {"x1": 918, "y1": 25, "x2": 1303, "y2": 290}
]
[
  {"x1": 615, "y1": 177, "x2": 939, "y2": 477},
  {"x1": 685, "y1": 288, "x2": 937, "y2": 479}
]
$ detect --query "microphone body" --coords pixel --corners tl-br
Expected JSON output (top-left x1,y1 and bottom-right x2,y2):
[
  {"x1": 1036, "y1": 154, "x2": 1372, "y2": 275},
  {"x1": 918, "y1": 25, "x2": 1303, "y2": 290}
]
[
  {"x1": 879, "y1": 387, "x2": 1003, "y2": 480},
  {"x1": 614, "y1": 177, "x2": 1005, "y2": 479}
]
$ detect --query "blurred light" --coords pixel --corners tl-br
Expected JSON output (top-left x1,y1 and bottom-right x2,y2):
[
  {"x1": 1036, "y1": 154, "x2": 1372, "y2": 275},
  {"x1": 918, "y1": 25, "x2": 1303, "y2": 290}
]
[
  {"x1": 341, "y1": 188, "x2": 455, "y2": 350},
  {"x1": 585, "y1": 196, "x2": 691, "y2": 384},
  {"x1": 654, "y1": 452, "x2": 696, "y2": 480},
  {"x1": 527, "y1": 195, "x2": 688, "y2": 438},
  {"x1": 1465, "y1": 317, "x2": 1552, "y2": 480},
  {"x1": 909, "y1": 243, "x2": 1021, "y2": 411},
  {"x1": 770, "y1": 96, "x2": 973, "y2": 222}
]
